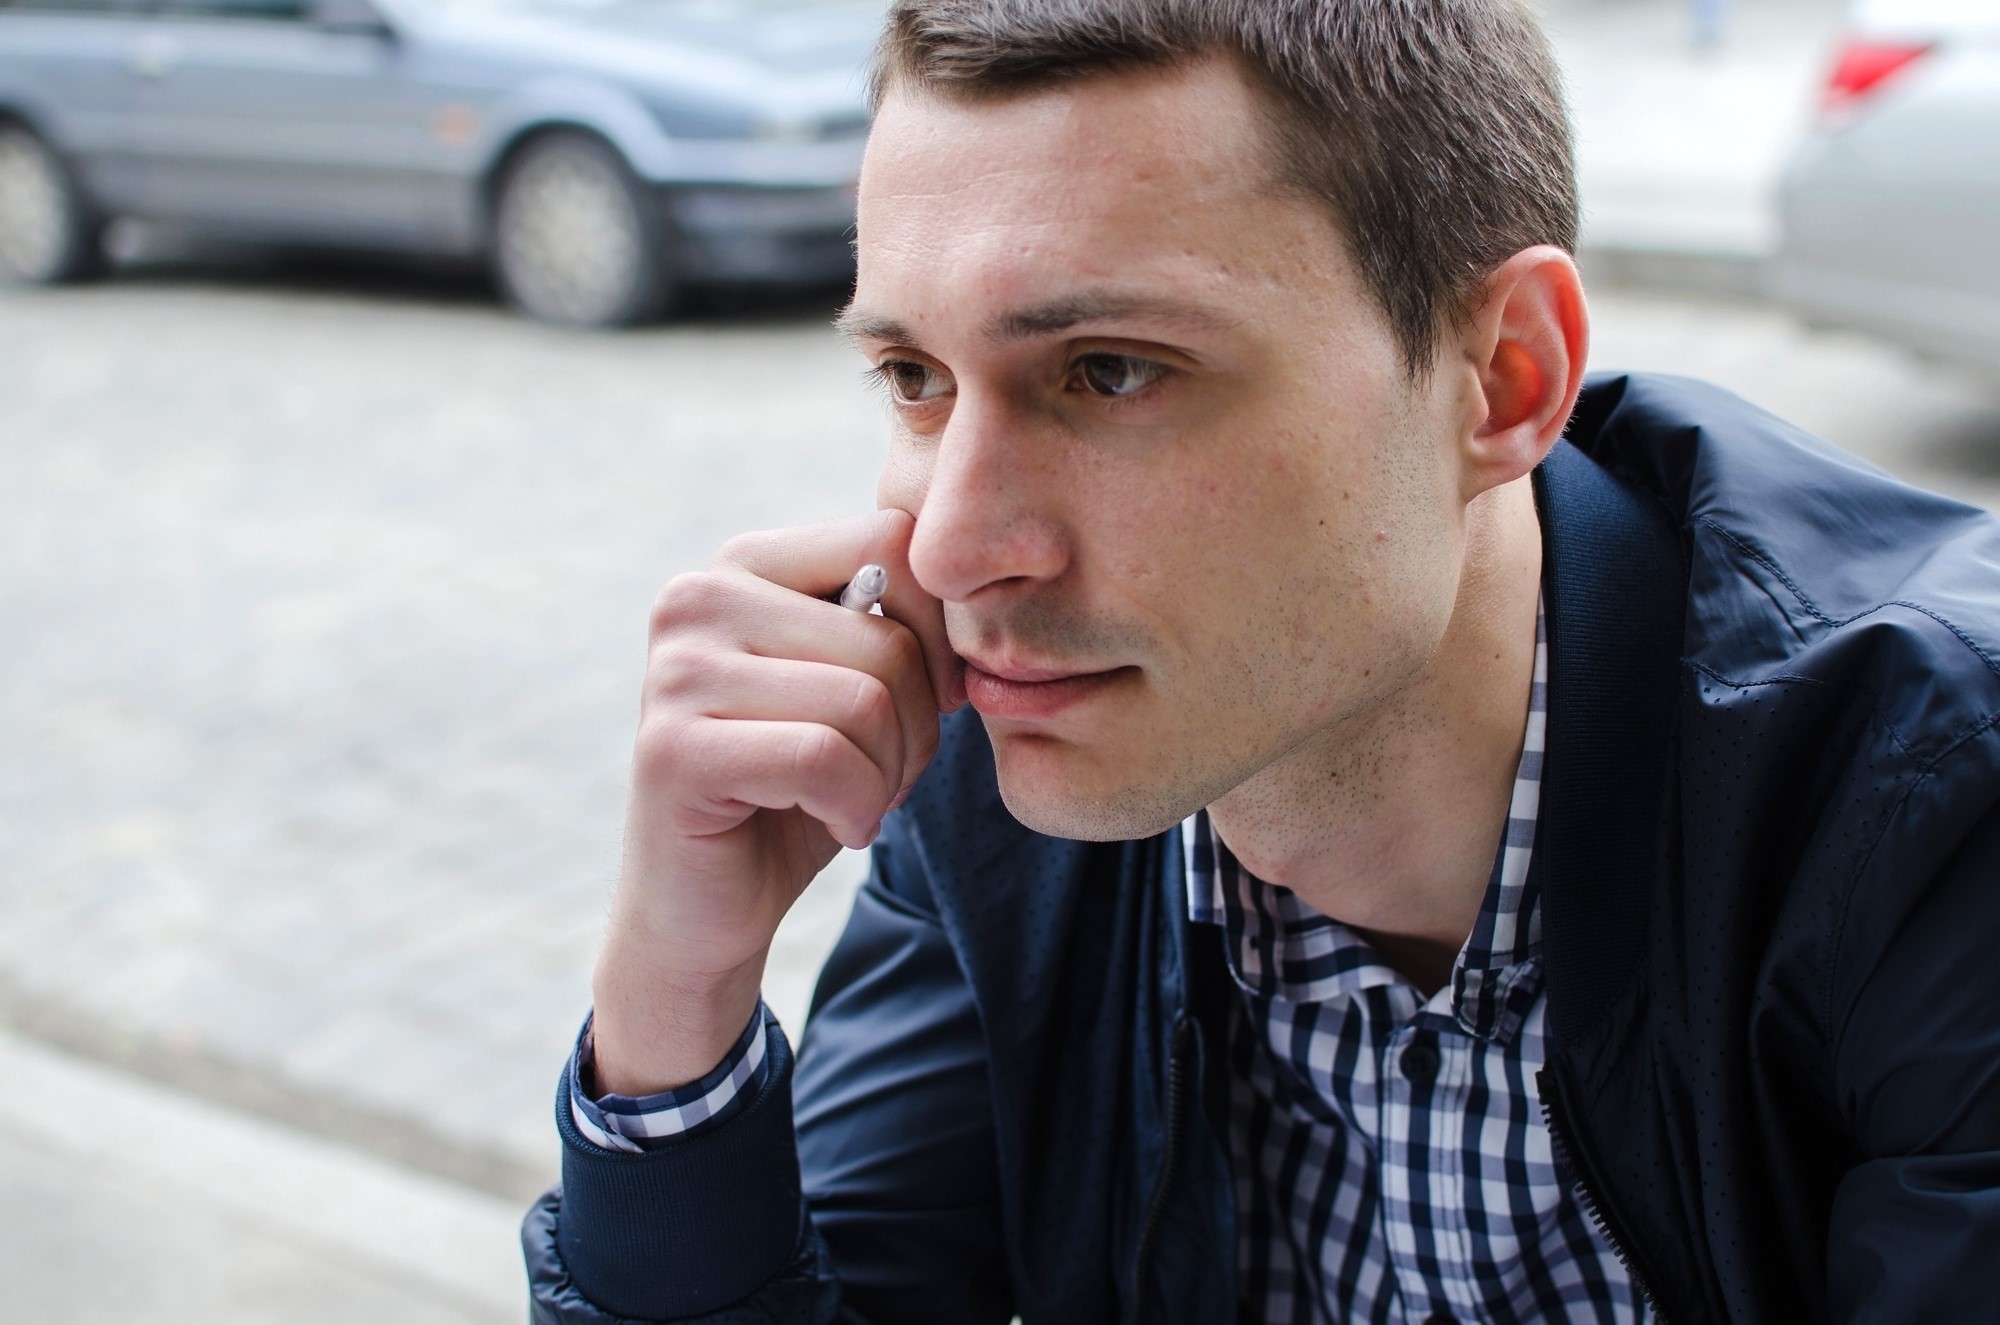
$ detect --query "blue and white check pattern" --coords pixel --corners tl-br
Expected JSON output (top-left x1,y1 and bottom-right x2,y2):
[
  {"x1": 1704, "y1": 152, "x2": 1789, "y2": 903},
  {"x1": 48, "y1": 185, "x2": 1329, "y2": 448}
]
[
  {"x1": 569, "y1": 1004, "x2": 772, "y2": 1152},
  {"x1": 1187, "y1": 601, "x2": 1642, "y2": 1323}
]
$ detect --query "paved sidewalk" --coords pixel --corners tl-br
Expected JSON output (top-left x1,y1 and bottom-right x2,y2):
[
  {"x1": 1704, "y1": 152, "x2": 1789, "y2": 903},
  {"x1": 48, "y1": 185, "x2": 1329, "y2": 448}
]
[{"x1": 0, "y1": 1028, "x2": 525, "y2": 1323}]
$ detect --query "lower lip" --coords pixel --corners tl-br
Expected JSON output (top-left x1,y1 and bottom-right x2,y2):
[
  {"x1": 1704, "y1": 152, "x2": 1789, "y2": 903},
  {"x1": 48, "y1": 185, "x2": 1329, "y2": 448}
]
[{"x1": 963, "y1": 664, "x2": 1132, "y2": 721}]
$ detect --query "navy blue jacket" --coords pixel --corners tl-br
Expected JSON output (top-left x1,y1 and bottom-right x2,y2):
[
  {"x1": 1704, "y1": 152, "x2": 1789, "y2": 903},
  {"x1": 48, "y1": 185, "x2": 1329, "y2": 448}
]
[{"x1": 525, "y1": 374, "x2": 2000, "y2": 1323}]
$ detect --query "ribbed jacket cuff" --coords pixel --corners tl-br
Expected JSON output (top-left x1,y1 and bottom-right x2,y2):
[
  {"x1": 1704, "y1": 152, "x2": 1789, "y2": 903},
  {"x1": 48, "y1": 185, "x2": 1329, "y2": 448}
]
[{"x1": 554, "y1": 1022, "x2": 805, "y2": 1320}]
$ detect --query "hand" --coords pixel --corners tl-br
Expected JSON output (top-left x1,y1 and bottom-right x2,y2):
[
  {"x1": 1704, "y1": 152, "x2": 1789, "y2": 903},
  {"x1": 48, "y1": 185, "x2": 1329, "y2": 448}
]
[{"x1": 590, "y1": 510, "x2": 962, "y2": 1095}]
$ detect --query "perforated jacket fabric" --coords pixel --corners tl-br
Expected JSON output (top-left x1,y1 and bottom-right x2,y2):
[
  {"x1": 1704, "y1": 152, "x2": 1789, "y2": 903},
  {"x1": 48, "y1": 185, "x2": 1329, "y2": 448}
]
[{"x1": 523, "y1": 373, "x2": 2000, "y2": 1324}]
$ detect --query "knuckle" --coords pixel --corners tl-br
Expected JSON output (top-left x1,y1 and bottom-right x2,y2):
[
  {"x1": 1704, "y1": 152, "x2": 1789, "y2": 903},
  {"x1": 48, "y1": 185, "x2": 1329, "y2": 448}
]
[
  {"x1": 713, "y1": 528, "x2": 777, "y2": 571},
  {"x1": 791, "y1": 724, "x2": 845, "y2": 780},
  {"x1": 646, "y1": 642, "x2": 709, "y2": 701},
  {"x1": 877, "y1": 621, "x2": 926, "y2": 677},
  {"x1": 630, "y1": 715, "x2": 690, "y2": 785},
  {"x1": 649, "y1": 572, "x2": 720, "y2": 634},
  {"x1": 844, "y1": 671, "x2": 896, "y2": 734}
]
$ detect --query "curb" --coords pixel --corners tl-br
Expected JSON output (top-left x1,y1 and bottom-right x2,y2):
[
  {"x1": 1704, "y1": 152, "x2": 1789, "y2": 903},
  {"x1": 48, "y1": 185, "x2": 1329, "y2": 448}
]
[
  {"x1": 0, "y1": 1026, "x2": 531, "y2": 1319},
  {"x1": 0, "y1": 975, "x2": 553, "y2": 1206}
]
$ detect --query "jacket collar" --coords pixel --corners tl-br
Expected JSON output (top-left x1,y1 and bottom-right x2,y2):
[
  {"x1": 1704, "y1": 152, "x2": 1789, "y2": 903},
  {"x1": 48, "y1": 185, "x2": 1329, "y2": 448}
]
[{"x1": 1532, "y1": 407, "x2": 1689, "y2": 1050}]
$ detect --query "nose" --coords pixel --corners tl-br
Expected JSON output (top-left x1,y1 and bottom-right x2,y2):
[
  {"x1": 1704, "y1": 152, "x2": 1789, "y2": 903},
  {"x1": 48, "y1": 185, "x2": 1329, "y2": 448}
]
[{"x1": 905, "y1": 391, "x2": 1071, "y2": 605}]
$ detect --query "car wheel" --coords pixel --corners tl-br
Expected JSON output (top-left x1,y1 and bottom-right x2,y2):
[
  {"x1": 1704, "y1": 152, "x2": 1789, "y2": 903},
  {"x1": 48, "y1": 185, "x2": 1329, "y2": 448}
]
[
  {"x1": 0, "y1": 123, "x2": 101, "y2": 285},
  {"x1": 492, "y1": 132, "x2": 671, "y2": 328}
]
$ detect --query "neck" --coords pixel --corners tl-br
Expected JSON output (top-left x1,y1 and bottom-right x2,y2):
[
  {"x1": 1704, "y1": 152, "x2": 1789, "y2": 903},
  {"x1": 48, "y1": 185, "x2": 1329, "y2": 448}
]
[{"x1": 1206, "y1": 476, "x2": 1544, "y2": 993}]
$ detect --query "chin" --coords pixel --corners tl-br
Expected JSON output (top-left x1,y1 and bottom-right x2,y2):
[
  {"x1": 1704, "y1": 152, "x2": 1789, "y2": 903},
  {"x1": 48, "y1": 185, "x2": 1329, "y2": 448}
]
[{"x1": 986, "y1": 726, "x2": 1196, "y2": 843}]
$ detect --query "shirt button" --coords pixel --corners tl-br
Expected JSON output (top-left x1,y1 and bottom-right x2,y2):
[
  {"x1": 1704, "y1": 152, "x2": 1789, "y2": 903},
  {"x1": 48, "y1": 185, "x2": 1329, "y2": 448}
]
[{"x1": 1400, "y1": 1031, "x2": 1441, "y2": 1087}]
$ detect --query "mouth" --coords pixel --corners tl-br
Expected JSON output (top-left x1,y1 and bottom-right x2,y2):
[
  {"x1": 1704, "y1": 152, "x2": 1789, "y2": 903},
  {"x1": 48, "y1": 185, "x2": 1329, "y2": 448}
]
[{"x1": 959, "y1": 655, "x2": 1137, "y2": 722}]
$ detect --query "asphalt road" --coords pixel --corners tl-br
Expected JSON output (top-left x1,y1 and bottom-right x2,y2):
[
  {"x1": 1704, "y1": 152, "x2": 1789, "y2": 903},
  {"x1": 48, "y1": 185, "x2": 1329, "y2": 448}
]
[{"x1": 2, "y1": 261, "x2": 1996, "y2": 1203}]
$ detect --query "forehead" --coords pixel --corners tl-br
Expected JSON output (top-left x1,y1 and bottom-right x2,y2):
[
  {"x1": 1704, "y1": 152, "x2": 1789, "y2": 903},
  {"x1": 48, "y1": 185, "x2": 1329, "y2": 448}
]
[{"x1": 854, "y1": 59, "x2": 1349, "y2": 327}]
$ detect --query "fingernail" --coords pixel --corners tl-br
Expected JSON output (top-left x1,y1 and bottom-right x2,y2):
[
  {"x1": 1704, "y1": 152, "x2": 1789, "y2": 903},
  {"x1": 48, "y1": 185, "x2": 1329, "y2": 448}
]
[{"x1": 889, "y1": 786, "x2": 911, "y2": 812}]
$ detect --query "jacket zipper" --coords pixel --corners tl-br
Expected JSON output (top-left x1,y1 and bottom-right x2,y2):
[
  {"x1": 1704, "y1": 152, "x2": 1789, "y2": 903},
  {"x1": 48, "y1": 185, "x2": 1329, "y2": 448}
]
[
  {"x1": 1537, "y1": 1068, "x2": 1672, "y2": 1324},
  {"x1": 1125, "y1": 1015, "x2": 1193, "y2": 1325}
]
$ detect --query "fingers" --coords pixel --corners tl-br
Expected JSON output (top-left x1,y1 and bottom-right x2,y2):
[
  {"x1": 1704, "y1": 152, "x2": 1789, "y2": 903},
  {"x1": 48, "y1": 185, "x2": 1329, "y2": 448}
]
[
  {"x1": 715, "y1": 509, "x2": 965, "y2": 714},
  {"x1": 658, "y1": 717, "x2": 893, "y2": 851},
  {"x1": 652, "y1": 650, "x2": 913, "y2": 810},
  {"x1": 608, "y1": 511, "x2": 963, "y2": 1065},
  {"x1": 648, "y1": 573, "x2": 939, "y2": 800},
  {"x1": 636, "y1": 511, "x2": 961, "y2": 855},
  {"x1": 711, "y1": 510, "x2": 899, "y2": 598}
]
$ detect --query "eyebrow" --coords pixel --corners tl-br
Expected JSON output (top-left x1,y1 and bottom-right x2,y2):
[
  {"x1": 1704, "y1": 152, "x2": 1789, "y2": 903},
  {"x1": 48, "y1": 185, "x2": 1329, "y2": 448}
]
[
  {"x1": 833, "y1": 289, "x2": 1240, "y2": 350},
  {"x1": 833, "y1": 307, "x2": 920, "y2": 348}
]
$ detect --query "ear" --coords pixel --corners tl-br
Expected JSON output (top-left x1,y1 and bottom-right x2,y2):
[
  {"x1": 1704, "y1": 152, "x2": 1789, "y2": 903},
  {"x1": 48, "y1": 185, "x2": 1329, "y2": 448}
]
[{"x1": 1454, "y1": 245, "x2": 1589, "y2": 503}]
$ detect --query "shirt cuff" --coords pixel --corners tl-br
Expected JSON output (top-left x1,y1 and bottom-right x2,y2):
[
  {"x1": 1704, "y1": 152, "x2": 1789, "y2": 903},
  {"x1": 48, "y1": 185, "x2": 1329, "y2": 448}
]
[{"x1": 568, "y1": 1002, "x2": 774, "y2": 1153}]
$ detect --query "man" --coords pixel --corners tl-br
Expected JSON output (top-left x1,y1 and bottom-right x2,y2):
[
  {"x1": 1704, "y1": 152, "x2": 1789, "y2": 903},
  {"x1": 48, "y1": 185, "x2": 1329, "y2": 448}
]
[{"x1": 525, "y1": 1, "x2": 2000, "y2": 1321}]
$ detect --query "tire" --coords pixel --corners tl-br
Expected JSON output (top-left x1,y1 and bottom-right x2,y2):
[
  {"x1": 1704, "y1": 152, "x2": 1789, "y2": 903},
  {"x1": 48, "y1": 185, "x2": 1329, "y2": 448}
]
[
  {"x1": 0, "y1": 122, "x2": 101, "y2": 286},
  {"x1": 491, "y1": 131, "x2": 672, "y2": 328}
]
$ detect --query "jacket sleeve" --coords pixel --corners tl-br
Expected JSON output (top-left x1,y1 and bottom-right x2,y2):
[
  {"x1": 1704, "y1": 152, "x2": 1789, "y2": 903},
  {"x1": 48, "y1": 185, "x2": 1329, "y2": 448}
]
[
  {"x1": 1823, "y1": 798, "x2": 2000, "y2": 1322},
  {"x1": 522, "y1": 812, "x2": 1012, "y2": 1324}
]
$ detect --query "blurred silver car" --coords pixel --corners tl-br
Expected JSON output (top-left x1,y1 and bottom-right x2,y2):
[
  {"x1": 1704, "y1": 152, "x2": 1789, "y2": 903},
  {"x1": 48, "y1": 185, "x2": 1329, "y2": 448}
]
[
  {"x1": 0, "y1": 0, "x2": 876, "y2": 324},
  {"x1": 1773, "y1": 0, "x2": 2000, "y2": 377}
]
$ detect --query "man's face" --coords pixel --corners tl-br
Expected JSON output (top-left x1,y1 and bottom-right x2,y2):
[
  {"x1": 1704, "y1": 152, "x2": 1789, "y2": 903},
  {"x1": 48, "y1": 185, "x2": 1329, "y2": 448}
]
[{"x1": 852, "y1": 58, "x2": 1473, "y2": 840}]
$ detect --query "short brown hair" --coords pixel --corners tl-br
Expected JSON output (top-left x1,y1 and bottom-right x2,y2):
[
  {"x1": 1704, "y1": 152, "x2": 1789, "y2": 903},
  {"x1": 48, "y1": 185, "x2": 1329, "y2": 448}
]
[{"x1": 870, "y1": 0, "x2": 1577, "y2": 374}]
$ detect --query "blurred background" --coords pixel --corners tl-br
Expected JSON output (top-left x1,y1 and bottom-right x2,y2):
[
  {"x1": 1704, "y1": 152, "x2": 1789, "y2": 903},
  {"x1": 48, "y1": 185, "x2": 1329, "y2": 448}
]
[{"x1": 1, "y1": 0, "x2": 1995, "y2": 1318}]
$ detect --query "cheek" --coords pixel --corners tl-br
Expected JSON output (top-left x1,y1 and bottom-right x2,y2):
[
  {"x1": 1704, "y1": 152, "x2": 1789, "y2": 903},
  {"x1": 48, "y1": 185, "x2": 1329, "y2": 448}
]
[
  {"x1": 1090, "y1": 445, "x2": 1329, "y2": 667},
  {"x1": 875, "y1": 434, "x2": 932, "y2": 514},
  {"x1": 1139, "y1": 418, "x2": 1441, "y2": 698},
  {"x1": 1182, "y1": 430, "x2": 1356, "y2": 590}
]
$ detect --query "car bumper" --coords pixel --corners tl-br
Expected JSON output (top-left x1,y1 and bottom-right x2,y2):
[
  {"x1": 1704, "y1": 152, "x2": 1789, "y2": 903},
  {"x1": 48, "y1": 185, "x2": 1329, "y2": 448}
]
[{"x1": 666, "y1": 183, "x2": 856, "y2": 286}]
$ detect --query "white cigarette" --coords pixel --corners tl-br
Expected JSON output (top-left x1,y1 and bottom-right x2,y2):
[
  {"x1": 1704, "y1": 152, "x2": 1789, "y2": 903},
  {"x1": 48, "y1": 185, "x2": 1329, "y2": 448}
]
[{"x1": 838, "y1": 563, "x2": 889, "y2": 613}]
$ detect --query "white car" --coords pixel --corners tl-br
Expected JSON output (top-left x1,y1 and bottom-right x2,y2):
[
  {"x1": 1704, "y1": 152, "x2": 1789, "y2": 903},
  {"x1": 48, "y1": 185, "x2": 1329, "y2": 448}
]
[{"x1": 1772, "y1": 0, "x2": 2000, "y2": 377}]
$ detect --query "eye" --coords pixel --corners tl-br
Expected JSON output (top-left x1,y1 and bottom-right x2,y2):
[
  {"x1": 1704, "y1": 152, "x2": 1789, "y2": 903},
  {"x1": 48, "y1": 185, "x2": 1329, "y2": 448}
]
[
  {"x1": 874, "y1": 358, "x2": 952, "y2": 404},
  {"x1": 1073, "y1": 353, "x2": 1168, "y2": 399}
]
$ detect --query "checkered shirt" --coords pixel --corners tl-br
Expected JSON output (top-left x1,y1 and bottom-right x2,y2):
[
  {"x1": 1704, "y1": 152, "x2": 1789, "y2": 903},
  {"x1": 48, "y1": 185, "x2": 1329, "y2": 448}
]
[
  {"x1": 574, "y1": 604, "x2": 1639, "y2": 1321},
  {"x1": 1186, "y1": 601, "x2": 1642, "y2": 1323},
  {"x1": 568, "y1": 1003, "x2": 773, "y2": 1152}
]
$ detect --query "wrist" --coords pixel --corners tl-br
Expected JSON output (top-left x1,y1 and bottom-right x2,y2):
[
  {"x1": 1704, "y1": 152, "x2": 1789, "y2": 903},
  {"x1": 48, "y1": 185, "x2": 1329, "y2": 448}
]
[{"x1": 590, "y1": 936, "x2": 767, "y2": 1097}]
